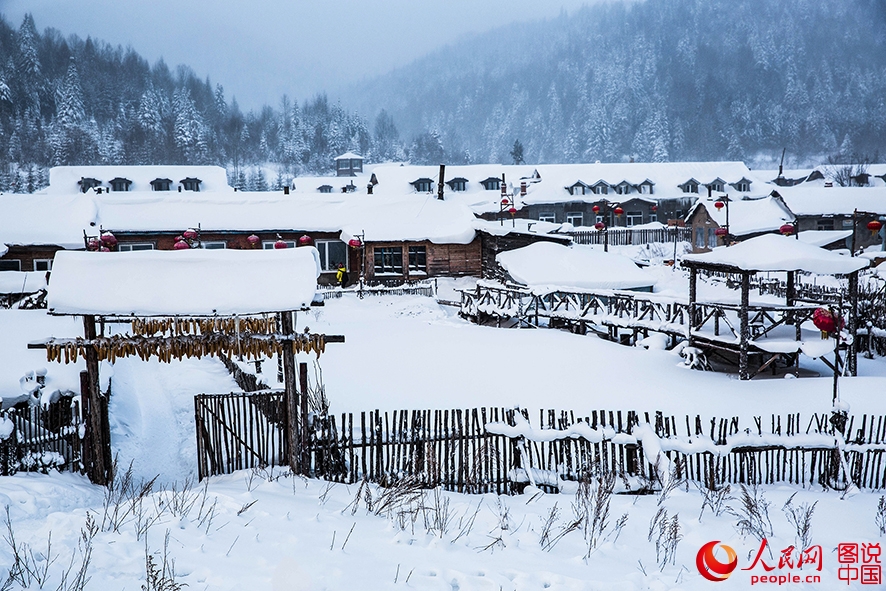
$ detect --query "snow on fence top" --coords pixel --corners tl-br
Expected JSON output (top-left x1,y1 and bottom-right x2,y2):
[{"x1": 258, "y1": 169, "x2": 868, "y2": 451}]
[
  {"x1": 496, "y1": 241, "x2": 655, "y2": 291},
  {"x1": 47, "y1": 248, "x2": 321, "y2": 317},
  {"x1": 682, "y1": 233, "x2": 869, "y2": 275}
]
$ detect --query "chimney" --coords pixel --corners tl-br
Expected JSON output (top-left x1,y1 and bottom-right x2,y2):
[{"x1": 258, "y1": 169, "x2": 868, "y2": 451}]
[
  {"x1": 520, "y1": 181, "x2": 527, "y2": 196},
  {"x1": 283, "y1": 186, "x2": 290, "y2": 195},
  {"x1": 707, "y1": 185, "x2": 712, "y2": 198},
  {"x1": 437, "y1": 164, "x2": 445, "y2": 200}
]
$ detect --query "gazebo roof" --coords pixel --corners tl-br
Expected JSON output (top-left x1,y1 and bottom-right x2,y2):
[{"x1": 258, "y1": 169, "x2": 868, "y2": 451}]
[
  {"x1": 681, "y1": 234, "x2": 869, "y2": 275},
  {"x1": 47, "y1": 248, "x2": 321, "y2": 317}
]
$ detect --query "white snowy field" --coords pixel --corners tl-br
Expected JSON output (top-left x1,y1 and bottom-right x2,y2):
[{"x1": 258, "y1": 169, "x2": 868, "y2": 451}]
[{"x1": 2, "y1": 273, "x2": 886, "y2": 590}]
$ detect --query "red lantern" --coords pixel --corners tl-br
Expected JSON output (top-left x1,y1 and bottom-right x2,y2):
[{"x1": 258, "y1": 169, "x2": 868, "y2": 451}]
[
  {"x1": 183, "y1": 228, "x2": 198, "y2": 240},
  {"x1": 173, "y1": 240, "x2": 190, "y2": 250},
  {"x1": 614, "y1": 206, "x2": 624, "y2": 216},
  {"x1": 274, "y1": 239, "x2": 288, "y2": 249},
  {"x1": 714, "y1": 201, "x2": 725, "y2": 210},
  {"x1": 100, "y1": 232, "x2": 117, "y2": 246},
  {"x1": 868, "y1": 220, "x2": 883, "y2": 236},
  {"x1": 508, "y1": 207, "x2": 517, "y2": 215},
  {"x1": 594, "y1": 222, "x2": 605, "y2": 231},
  {"x1": 87, "y1": 237, "x2": 100, "y2": 251},
  {"x1": 501, "y1": 198, "x2": 510, "y2": 206},
  {"x1": 812, "y1": 307, "x2": 844, "y2": 335},
  {"x1": 592, "y1": 205, "x2": 601, "y2": 214},
  {"x1": 779, "y1": 224, "x2": 795, "y2": 236},
  {"x1": 348, "y1": 238, "x2": 362, "y2": 249},
  {"x1": 298, "y1": 234, "x2": 313, "y2": 246},
  {"x1": 651, "y1": 205, "x2": 658, "y2": 212},
  {"x1": 247, "y1": 234, "x2": 260, "y2": 246},
  {"x1": 99, "y1": 246, "x2": 110, "y2": 252},
  {"x1": 714, "y1": 227, "x2": 728, "y2": 237}
]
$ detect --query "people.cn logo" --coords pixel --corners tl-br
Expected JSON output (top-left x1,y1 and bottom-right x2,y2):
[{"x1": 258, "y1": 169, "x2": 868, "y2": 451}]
[{"x1": 697, "y1": 541, "x2": 738, "y2": 582}]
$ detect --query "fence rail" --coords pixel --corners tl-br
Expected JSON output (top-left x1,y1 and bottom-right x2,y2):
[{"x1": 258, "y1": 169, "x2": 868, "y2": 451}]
[
  {"x1": 0, "y1": 399, "x2": 83, "y2": 475},
  {"x1": 319, "y1": 278, "x2": 437, "y2": 301},
  {"x1": 195, "y1": 395, "x2": 886, "y2": 492},
  {"x1": 568, "y1": 227, "x2": 691, "y2": 246}
]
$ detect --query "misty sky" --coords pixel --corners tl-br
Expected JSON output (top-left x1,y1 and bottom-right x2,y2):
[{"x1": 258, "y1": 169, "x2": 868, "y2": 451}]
[{"x1": 2, "y1": 0, "x2": 592, "y2": 111}]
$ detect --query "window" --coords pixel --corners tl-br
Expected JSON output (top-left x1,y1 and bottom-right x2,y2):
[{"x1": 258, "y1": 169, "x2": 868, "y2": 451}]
[
  {"x1": 151, "y1": 178, "x2": 172, "y2": 191},
  {"x1": 0, "y1": 259, "x2": 22, "y2": 271},
  {"x1": 412, "y1": 179, "x2": 434, "y2": 192},
  {"x1": 650, "y1": 213, "x2": 658, "y2": 222},
  {"x1": 337, "y1": 160, "x2": 349, "y2": 170},
  {"x1": 538, "y1": 213, "x2": 556, "y2": 223},
  {"x1": 736, "y1": 181, "x2": 750, "y2": 192},
  {"x1": 109, "y1": 177, "x2": 132, "y2": 192},
  {"x1": 707, "y1": 228, "x2": 717, "y2": 249},
  {"x1": 571, "y1": 185, "x2": 585, "y2": 196},
  {"x1": 566, "y1": 212, "x2": 583, "y2": 226},
  {"x1": 592, "y1": 184, "x2": 608, "y2": 195},
  {"x1": 180, "y1": 178, "x2": 202, "y2": 192},
  {"x1": 708, "y1": 182, "x2": 724, "y2": 193},
  {"x1": 695, "y1": 227, "x2": 705, "y2": 249},
  {"x1": 318, "y1": 185, "x2": 333, "y2": 193},
  {"x1": 118, "y1": 243, "x2": 155, "y2": 252},
  {"x1": 596, "y1": 214, "x2": 604, "y2": 224},
  {"x1": 842, "y1": 219, "x2": 854, "y2": 228},
  {"x1": 78, "y1": 178, "x2": 101, "y2": 193},
  {"x1": 626, "y1": 211, "x2": 643, "y2": 227},
  {"x1": 201, "y1": 241, "x2": 227, "y2": 250},
  {"x1": 408, "y1": 246, "x2": 427, "y2": 273},
  {"x1": 263, "y1": 241, "x2": 296, "y2": 249},
  {"x1": 616, "y1": 184, "x2": 631, "y2": 195},
  {"x1": 816, "y1": 219, "x2": 834, "y2": 231},
  {"x1": 640, "y1": 183, "x2": 653, "y2": 194},
  {"x1": 33, "y1": 259, "x2": 52, "y2": 272},
  {"x1": 316, "y1": 240, "x2": 348, "y2": 272},
  {"x1": 480, "y1": 178, "x2": 501, "y2": 191},
  {"x1": 374, "y1": 246, "x2": 403, "y2": 274},
  {"x1": 447, "y1": 179, "x2": 467, "y2": 192}
]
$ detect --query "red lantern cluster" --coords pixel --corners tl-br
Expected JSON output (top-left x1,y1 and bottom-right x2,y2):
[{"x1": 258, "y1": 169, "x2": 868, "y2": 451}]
[
  {"x1": 183, "y1": 228, "x2": 198, "y2": 240},
  {"x1": 100, "y1": 232, "x2": 117, "y2": 246},
  {"x1": 714, "y1": 227, "x2": 728, "y2": 237},
  {"x1": 173, "y1": 240, "x2": 190, "y2": 250},
  {"x1": 779, "y1": 223, "x2": 795, "y2": 236},
  {"x1": 348, "y1": 238, "x2": 363, "y2": 249},
  {"x1": 812, "y1": 307, "x2": 844, "y2": 335}
]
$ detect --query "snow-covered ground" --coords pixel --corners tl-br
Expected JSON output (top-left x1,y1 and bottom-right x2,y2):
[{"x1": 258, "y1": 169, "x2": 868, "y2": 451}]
[{"x1": 2, "y1": 271, "x2": 885, "y2": 589}]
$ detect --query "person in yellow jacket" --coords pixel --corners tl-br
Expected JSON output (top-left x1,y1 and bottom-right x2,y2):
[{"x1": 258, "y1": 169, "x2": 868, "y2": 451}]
[{"x1": 335, "y1": 263, "x2": 349, "y2": 287}]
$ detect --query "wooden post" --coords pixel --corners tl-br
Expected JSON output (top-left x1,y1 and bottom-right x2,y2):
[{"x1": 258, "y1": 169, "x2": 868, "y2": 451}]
[
  {"x1": 688, "y1": 266, "x2": 697, "y2": 345},
  {"x1": 83, "y1": 315, "x2": 111, "y2": 485},
  {"x1": 279, "y1": 311, "x2": 300, "y2": 474},
  {"x1": 739, "y1": 272, "x2": 750, "y2": 380},
  {"x1": 299, "y1": 362, "x2": 310, "y2": 476},
  {"x1": 848, "y1": 271, "x2": 858, "y2": 377}
]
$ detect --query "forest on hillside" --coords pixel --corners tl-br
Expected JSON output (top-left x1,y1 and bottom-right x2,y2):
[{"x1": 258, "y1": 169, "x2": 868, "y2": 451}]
[
  {"x1": 1, "y1": 0, "x2": 885, "y2": 193},
  {"x1": 346, "y1": 0, "x2": 886, "y2": 168}
]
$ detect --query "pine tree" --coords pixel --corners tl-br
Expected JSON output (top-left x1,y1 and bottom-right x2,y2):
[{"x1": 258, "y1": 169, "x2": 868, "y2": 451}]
[
  {"x1": 56, "y1": 58, "x2": 86, "y2": 126},
  {"x1": 510, "y1": 139, "x2": 525, "y2": 165}
]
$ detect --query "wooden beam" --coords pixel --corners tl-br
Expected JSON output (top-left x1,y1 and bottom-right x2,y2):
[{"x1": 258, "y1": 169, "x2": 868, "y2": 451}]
[
  {"x1": 739, "y1": 272, "x2": 750, "y2": 380},
  {"x1": 82, "y1": 315, "x2": 111, "y2": 486},
  {"x1": 279, "y1": 311, "x2": 300, "y2": 475}
]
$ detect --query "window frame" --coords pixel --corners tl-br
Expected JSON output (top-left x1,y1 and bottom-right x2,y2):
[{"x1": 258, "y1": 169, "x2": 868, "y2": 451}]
[
  {"x1": 373, "y1": 246, "x2": 404, "y2": 275},
  {"x1": 33, "y1": 259, "x2": 53, "y2": 272},
  {"x1": 626, "y1": 211, "x2": 643, "y2": 227},
  {"x1": 201, "y1": 241, "x2": 227, "y2": 250},
  {"x1": 408, "y1": 245, "x2": 427, "y2": 274},
  {"x1": 262, "y1": 240, "x2": 296, "y2": 250},
  {"x1": 316, "y1": 240, "x2": 348, "y2": 272},
  {"x1": 0, "y1": 259, "x2": 22, "y2": 271},
  {"x1": 538, "y1": 213, "x2": 556, "y2": 223},
  {"x1": 118, "y1": 242, "x2": 156, "y2": 252},
  {"x1": 565, "y1": 212, "x2": 583, "y2": 226}
]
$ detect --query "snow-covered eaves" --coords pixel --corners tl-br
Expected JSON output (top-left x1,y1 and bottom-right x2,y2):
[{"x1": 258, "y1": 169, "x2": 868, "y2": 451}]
[
  {"x1": 496, "y1": 241, "x2": 655, "y2": 291},
  {"x1": 682, "y1": 234, "x2": 869, "y2": 275},
  {"x1": 797, "y1": 230, "x2": 853, "y2": 248},
  {"x1": 46, "y1": 166, "x2": 232, "y2": 195},
  {"x1": 772, "y1": 185, "x2": 886, "y2": 216},
  {"x1": 47, "y1": 248, "x2": 321, "y2": 317},
  {"x1": 0, "y1": 271, "x2": 46, "y2": 294}
]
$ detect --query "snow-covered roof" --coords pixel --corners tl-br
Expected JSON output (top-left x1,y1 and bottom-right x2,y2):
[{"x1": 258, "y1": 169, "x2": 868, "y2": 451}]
[
  {"x1": 0, "y1": 271, "x2": 47, "y2": 294},
  {"x1": 47, "y1": 248, "x2": 321, "y2": 316},
  {"x1": 46, "y1": 166, "x2": 233, "y2": 195},
  {"x1": 682, "y1": 234, "x2": 869, "y2": 275},
  {"x1": 496, "y1": 242, "x2": 655, "y2": 291},
  {"x1": 473, "y1": 218, "x2": 572, "y2": 240},
  {"x1": 0, "y1": 191, "x2": 478, "y2": 247},
  {"x1": 334, "y1": 152, "x2": 363, "y2": 161},
  {"x1": 772, "y1": 185, "x2": 886, "y2": 216},
  {"x1": 797, "y1": 230, "x2": 853, "y2": 248},
  {"x1": 687, "y1": 195, "x2": 795, "y2": 236}
]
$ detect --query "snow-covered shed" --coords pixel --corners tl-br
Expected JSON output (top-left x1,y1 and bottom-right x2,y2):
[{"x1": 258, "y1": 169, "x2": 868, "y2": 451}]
[
  {"x1": 496, "y1": 242, "x2": 655, "y2": 292},
  {"x1": 684, "y1": 194, "x2": 795, "y2": 253}
]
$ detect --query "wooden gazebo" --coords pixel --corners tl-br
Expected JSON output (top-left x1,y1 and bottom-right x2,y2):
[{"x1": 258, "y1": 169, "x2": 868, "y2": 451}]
[
  {"x1": 32, "y1": 247, "x2": 341, "y2": 484},
  {"x1": 681, "y1": 234, "x2": 868, "y2": 380}
]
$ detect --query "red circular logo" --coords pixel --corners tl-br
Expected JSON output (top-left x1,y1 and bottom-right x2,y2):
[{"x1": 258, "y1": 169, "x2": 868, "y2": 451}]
[{"x1": 696, "y1": 541, "x2": 738, "y2": 582}]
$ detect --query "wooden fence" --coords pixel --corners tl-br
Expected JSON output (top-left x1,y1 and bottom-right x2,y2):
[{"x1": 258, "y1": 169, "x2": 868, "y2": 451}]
[
  {"x1": 194, "y1": 395, "x2": 886, "y2": 492},
  {"x1": 568, "y1": 227, "x2": 691, "y2": 247},
  {"x1": 0, "y1": 398, "x2": 83, "y2": 475},
  {"x1": 319, "y1": 278, "x2": 437, "y2": 301}
]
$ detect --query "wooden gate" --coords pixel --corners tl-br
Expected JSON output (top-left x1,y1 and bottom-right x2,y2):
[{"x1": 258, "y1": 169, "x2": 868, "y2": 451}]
[
  {"x1": 0, "y1": 397, "x2": 83, "y2": 475},
  {"x1": 194, "y1": 390, "x2": 288, "y2": 479}
]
